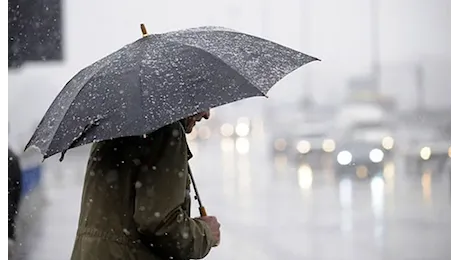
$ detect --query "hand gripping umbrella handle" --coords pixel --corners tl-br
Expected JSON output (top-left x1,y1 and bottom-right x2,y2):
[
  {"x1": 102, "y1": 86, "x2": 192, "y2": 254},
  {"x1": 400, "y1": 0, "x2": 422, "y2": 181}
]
[{"x1": 199, "y1": 206, "x2": 207, "y2": 217}]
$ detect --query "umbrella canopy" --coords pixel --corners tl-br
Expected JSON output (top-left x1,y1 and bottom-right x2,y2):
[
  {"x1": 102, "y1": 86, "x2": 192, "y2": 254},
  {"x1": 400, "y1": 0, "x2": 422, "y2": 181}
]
[{"x1": 26, "y1": 26, "x2": 319, "y2": 160}]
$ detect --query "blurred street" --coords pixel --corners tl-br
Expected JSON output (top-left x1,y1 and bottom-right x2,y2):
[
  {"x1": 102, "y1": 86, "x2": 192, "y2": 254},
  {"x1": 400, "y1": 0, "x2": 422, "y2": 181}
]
[{"x1": 24, "y1": 131, "x2": 450, "y2": 260}]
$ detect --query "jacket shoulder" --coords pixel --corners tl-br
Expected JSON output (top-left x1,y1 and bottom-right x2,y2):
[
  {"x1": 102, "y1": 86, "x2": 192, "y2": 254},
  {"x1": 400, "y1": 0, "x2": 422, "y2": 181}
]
[
  {"x1": 89, "y1": 122, "x2": 187, "y2": 158},
  {"x1": 151, "y1": 121, "x2": 185, "y2": 138}
]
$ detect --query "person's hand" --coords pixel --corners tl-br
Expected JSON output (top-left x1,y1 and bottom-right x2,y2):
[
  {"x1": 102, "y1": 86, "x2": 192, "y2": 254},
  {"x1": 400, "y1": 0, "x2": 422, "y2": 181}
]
[{"x1": 197, "y1": 216, "x2": 221, "y2": 247}]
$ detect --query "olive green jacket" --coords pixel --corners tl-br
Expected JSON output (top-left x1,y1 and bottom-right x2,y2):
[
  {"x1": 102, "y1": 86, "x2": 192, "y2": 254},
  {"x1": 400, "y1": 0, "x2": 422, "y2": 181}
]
[{"x1": 71, "y1": 122, "x2": 214, "y2": 260}]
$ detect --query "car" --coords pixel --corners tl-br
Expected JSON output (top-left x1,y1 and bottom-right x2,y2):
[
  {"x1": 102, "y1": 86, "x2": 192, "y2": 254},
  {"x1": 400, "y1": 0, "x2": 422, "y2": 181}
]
[
  {"x1": 266, "y1": 102, "x2": 338, "y2": 164},
  {"x1": 404, "y1": 140, "x2": 450, "y2": 175},
  {"x1": 187, "y1": 123, "x2": 213, "y2": 142},
  {"x1": 333, "y1": 140, "x2": 388, "y2": 178},
  {"x1": 288, "y1": 121, "x2": 336, "y2": 166},
  {"x1": 346, "y1": 121, "x2": 396, "y2": 156},
  {"x1": 267, "y1": 108, "x2": 305, "y2": 156},
  {"x1": 400, "y1": 125, "x2": 450, "y2": 175},
  {"x1": 218, "y1": 116, "x2": 252, "y2": 139}
]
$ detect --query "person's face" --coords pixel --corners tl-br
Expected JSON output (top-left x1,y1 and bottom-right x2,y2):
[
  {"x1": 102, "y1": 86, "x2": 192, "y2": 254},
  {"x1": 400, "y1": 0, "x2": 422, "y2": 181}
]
[{"x1": 184, "y1": 109, "x2": 210, "y2": 133}]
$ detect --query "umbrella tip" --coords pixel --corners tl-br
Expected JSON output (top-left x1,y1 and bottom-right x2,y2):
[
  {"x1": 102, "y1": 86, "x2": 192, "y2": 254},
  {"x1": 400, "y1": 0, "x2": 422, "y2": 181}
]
[{"x1": 140, "y1": 23, "x2": 148, "y2": 37}]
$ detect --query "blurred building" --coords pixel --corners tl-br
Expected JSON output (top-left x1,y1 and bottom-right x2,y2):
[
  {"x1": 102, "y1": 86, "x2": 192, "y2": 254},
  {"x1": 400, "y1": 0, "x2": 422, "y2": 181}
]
[
  {"x1": 380, "y1": 58, "x2": 450, "y2": 112},
  {"x1": 8, "y1": 0, "x2": 63, "y2": 69}
]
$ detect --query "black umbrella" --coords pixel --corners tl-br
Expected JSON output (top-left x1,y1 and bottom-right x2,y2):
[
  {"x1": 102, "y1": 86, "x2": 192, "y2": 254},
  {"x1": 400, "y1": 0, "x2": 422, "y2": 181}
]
[{"x1": 25, "y1": 25, "x2": 319, "y2": 160}]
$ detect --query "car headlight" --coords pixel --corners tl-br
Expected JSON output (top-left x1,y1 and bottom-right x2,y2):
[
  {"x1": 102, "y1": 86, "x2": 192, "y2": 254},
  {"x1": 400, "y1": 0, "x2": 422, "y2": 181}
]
[
  {"x1": 220, "y1": 123, "x2": 234, "y2": 137},
  {"x1": 322, "y1": 139, "x2": 336, "y2": 152},
  {"x1": 420, "y1": 146, "x2": 431, "y2": 160},
  {"x1": 337, "y1": 150, "x2": 352, "y2": 165},
  {"x1": 448, "y1": 146, "x2": 451, "y2": 158},
  {"x1": 381, "y1": 136, "x2": 394, "y2": 150},
  {"x1": 235, "y1": 123, "x2": 250, "y2": 137},
  {"x1": 198, "y1": 126, "x2": 211, "y2": 140},
  {"x1": 369, "y1": 148, "x2": 384, "y2": 163},
  {"x1": 274, "y1": 138, "x2": 287, "y2": 151},
  {"x1": 296, "y1": 140, "x2": 311, "y2": 154},
  {"x1": 235, "y1": 117, "x2": 251, "y2": 137}
]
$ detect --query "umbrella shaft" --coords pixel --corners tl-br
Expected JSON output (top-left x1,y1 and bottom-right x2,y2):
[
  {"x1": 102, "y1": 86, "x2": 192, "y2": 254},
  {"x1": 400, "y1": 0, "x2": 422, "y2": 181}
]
[{"x1": 188, "y1": 169, "x2": 204, "y2": 207}]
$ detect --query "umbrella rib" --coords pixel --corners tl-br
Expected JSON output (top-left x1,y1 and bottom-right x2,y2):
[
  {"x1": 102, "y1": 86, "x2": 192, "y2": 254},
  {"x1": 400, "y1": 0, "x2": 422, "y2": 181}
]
[
  {"x1": 42, "y1": 70, "x2": 112, "y2": 157},
  {"x1": 58, "y1": 118, "x2": 103, "y2": 161},
  {"x1": 162, "y1": 29, "x2": 319, "y2": 93},
  {"x1": 40, "y1": 46, "x2": 137, "y2": 157},
  {"x1": 42, "y1": 88, "x2": 88, "y2": 157},
  {"x1": 165, "y1": 40, "x2": 267, "y2": 97},
  {"x1": 137, "y1": 61, "x2": 146, "y2": 130}
]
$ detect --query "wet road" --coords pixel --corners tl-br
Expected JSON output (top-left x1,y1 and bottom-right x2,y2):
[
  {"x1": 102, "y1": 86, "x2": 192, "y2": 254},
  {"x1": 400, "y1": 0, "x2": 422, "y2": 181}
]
[{"x1": 24, "y1": 135, "x2": 450, "y2": 260}]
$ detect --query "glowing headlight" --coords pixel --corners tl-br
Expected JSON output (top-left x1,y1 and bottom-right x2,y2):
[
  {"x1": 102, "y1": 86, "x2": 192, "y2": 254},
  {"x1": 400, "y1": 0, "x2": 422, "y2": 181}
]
[
  {"x1": 322, "y1": 139, "x2": 336, "y2": 152},
  {"x1": 448, "y1": 146, "x2": 451, "y2": 158},
  {"x1": 369, "y1": 148, "x2": 384, "y2": 163},
  {"x1": 381, "y1": 136, "x2": 394, "y2": 150},
  {"x1": 235, "y1": 123, "x2": 250, "y2": 137},
  {"x1": 220, "y1": 123, "x2": 234, "y2": 137},
  {"x1": 274, "y1": 138, "x2": 287, "y2": 151},
  {"x1": 198, "y1": 126, "x2": 211, "y2": 140},
  {"x1": 337, "y1": 151, "x2": 352, "y2": 165},
  {"x1": 296, "y1": 140, "x2": 311, "y2": 154},
  {"x1": 420, "y1": 147, "x2": 431, "y2": 160}
]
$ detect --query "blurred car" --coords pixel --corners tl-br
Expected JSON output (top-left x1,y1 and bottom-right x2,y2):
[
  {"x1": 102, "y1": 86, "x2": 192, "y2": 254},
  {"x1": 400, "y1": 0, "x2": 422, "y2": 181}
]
[
  {"x1": 289, "y1": 121, "x2": 336, "y2": 164},
  {"x1": 333, "y1": 140, "x2": 387, "y2": 177},
  {"x1": 266, "y1": 102, "x2": 338, "y2": 166},
  {"x1": 187, "y1": 124, "x2": 213, "y2": 142},
  {"x1": 268, "y1": 108, "x2": 305, "y2": 155},
  {"x1": 186, "y1": 110, "x2": 222, "y2": 142},
  {"x1": 218, "y1": 116, "x2": 252, "y2": 139},
  {"x1": 401, "y1": 125, "x2": 450, "y2": 174},
  {"x1": 346, "y1": 121, "x2": 396, "y2": 156}
]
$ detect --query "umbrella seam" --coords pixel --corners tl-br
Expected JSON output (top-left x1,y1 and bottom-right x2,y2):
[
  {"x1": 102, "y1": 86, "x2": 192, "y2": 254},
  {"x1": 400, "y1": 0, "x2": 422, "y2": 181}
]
[
  {"x1": 161, "y1": 29, "x2": 319, "y2": 93},
  {"x1": 164, "y1": 40, "x2": 266, "y2": 97},
  {"x1": 41, "y1": 67, "x2": 114, "y2": 157},
  {"x1": 138, "y1": 60, "x2": 145, "y2": 131},
  {"x1": 39, "y1": 46, "x2": 137, "y2": 157}
]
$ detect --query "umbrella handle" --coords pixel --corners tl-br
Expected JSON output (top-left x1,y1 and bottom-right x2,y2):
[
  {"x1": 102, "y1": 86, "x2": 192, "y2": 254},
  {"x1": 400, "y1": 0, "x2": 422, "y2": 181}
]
[
  {"x1": 199, "y1": 206, "x2": 207, "y2": 217},
  {"x1": 140, "y1": 24, "x2": 148, "y2": 37}
]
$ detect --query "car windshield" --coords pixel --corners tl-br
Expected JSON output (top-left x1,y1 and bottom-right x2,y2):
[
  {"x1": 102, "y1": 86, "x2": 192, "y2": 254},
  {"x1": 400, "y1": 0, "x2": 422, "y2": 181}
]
[
  {"x1": 338, "y1": 141, "x2": 375, "y2": 153},
  {"x1": 303, "y1": 133, "x2": 326, "y2": 138},
  {"x1": 352, "y1": 128, "x2": 389, "y2": 142}
]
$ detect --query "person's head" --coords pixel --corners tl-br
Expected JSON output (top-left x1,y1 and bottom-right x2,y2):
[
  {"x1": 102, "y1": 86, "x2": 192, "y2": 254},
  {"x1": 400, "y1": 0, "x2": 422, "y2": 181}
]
[{"x1": 182, "y1": 109, "x2": 210, "y2": 133}]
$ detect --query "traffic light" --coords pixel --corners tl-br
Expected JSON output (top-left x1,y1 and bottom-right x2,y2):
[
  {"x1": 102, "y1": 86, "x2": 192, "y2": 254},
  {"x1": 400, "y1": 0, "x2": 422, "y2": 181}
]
[{"x1": 8, "y1": 0, "x2": 63, "y2": 68}]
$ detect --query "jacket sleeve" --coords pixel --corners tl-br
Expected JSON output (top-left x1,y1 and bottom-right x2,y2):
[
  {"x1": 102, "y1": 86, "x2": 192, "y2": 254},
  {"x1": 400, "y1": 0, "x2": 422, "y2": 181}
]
[{"x1": 132, "y1": 123, "x2": 215, "y2": 259}]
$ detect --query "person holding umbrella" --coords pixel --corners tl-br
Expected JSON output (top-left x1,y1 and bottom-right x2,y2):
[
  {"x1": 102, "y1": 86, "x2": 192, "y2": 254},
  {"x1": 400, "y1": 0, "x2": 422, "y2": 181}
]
[
  {"x1": 70, "y1": 111, "x2": 220, "y2": 259},
  {"x1": 25, "y1": 25, "x2": 318, "y2": 259}
]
